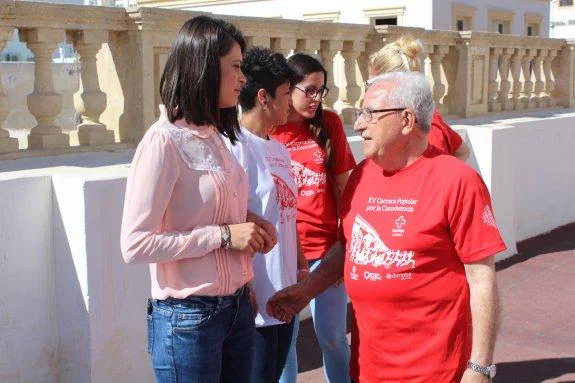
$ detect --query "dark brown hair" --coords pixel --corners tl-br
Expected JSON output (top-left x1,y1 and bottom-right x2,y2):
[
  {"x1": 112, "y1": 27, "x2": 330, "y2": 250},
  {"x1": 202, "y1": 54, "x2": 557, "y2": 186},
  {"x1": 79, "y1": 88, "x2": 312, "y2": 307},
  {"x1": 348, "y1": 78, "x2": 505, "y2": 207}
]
[
  {"x1": 159, "y1": 16, "x2": 246, "y2": 143},
  {"x1": 287, "y1": 53, "x2": 333, "y2": 170}
]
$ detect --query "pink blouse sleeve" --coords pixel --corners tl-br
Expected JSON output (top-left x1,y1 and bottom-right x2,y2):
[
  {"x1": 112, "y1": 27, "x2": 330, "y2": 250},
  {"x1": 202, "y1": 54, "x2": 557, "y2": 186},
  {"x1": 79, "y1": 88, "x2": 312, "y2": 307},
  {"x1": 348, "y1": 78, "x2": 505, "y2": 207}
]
[{"x1": 120, "y1": 129, "x2": 222, "y2": 264}]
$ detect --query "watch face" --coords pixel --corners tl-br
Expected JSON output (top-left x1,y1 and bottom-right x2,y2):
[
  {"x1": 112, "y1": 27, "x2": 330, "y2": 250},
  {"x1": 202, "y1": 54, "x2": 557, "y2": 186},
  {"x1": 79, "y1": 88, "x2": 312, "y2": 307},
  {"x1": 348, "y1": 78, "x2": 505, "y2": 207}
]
[{"x1": 490, "y1": 365, "x2": 496, "y2": 378}]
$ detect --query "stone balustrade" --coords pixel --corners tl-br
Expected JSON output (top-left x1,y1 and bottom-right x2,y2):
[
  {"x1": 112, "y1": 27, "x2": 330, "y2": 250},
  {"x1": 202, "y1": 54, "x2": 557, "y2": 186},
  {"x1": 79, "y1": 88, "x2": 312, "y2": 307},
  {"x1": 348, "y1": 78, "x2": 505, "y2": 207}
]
[{"x1": 1, "y1": 1, "x2": 574, "y2": 158}]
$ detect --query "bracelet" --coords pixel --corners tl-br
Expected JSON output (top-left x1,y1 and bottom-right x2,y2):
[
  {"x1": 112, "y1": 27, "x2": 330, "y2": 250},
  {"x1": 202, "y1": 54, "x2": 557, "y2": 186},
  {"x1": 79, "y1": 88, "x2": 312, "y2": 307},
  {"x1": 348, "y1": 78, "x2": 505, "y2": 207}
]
[{"x1": 219, "y1": 224, "x2": 231, "y2": 249}]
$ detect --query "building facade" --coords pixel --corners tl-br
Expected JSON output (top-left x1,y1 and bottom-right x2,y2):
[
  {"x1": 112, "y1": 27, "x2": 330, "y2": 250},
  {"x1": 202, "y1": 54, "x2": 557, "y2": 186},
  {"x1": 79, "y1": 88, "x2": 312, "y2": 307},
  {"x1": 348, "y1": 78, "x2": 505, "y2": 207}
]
[
  {"x1": 138, "y1": 0, "x2": 550, "y2": 37},
  {"x1": 550, "y1": 0, "x2": 575, "y2": 37}
]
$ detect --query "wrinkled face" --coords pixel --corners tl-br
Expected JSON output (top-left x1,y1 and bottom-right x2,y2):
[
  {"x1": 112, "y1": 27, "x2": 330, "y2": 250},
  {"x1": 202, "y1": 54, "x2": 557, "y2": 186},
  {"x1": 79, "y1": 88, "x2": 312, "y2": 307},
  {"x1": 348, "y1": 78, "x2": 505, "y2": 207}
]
[
  {"x1": 289, "y1": 71, "x2": 325, "y2": 120},
  {"x1": 266, "y1": 81, "x2": 292, "y2": 126},
  {"x1": 353, "y1": 85, "x2": 406, "y2": 164},
  {"x1": 218, "y1": 43, "x2": 246, "y2": 108}
]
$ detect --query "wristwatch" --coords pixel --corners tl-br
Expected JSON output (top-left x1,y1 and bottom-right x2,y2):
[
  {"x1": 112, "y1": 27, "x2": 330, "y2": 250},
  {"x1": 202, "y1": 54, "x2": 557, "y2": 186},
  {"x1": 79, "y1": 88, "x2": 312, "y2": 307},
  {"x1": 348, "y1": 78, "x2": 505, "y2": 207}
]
[
  {"x1": 467, "y1": 360, "x2": 496, "y2": 379},
  {"x1": 220, "y1": 224, "x2": 231, "y2": 249}
]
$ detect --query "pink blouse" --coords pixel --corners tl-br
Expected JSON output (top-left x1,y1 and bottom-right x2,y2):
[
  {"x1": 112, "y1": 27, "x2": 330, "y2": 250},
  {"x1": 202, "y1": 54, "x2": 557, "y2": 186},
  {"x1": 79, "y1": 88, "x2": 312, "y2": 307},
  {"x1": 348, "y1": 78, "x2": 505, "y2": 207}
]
[{"x1": 121, "y1": 107, "x2": 252, "y2": 299}]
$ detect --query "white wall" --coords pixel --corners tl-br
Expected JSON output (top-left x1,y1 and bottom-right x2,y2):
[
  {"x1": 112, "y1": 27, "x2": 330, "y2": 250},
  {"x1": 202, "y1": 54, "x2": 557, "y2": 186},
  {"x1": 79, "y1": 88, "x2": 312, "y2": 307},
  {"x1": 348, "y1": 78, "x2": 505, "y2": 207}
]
[{"x1": 1, "y1": 109, "x2": 575, "y2": 380}]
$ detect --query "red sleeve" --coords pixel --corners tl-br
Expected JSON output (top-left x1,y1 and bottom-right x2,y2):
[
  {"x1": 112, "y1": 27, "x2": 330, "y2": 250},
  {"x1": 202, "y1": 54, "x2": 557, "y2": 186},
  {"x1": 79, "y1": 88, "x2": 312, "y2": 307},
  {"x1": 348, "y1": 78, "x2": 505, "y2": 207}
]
[
  {"x1": 323, "y1": 110, "x2": 356, "y2": 174},
  {"x1": 337, "y1": 160, "x2": 365, "y2": 247},
  {"x1": 430, "y1": 110, "x2": 463, "y2": 155},
  {"x1": 444, "y1": 164, "x2": 507, "y2": 263}
]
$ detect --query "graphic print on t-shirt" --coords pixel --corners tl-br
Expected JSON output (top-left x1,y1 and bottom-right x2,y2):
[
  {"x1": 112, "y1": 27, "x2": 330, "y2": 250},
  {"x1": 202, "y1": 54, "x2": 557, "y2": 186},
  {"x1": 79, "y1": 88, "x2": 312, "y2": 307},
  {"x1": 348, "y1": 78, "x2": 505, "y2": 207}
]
[
  {"x1": 272, "y1": 174, "x2": 297, "y2": 224},
  {"x1": 291, "y1": 160, "x2": 327, "y2": 191},
  {"x1": 349, "y1": 214, "x2": 416, "y2": 281}
]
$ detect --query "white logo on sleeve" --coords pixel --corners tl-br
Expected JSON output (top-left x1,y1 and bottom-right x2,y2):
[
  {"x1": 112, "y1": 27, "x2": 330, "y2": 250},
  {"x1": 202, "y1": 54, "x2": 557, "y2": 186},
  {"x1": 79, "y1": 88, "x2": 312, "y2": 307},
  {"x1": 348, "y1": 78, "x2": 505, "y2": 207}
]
[
  {"x1": 291, "y1": 160, "x2": 327, "y2": 188},
  {"x1": 482, "y1": 205, "x2": 497, "y2": 228},
  {"x1": 349, "y1": 214, "x2": 416, "y2": 271}
]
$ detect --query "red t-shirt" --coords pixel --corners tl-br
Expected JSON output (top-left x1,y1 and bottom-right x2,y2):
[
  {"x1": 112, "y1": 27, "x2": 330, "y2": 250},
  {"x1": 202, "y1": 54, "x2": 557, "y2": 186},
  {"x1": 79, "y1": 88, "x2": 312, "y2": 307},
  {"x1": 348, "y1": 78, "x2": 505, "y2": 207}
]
[
  {"x1": 271, "y1": 110, "x2": 356, "y2": 261},
  {"x1": 340, "y1": 146, "x2": 506, "y2": 382},
  {"x1": 429, "y1": 110, "x2": 463, "y2": 156}
]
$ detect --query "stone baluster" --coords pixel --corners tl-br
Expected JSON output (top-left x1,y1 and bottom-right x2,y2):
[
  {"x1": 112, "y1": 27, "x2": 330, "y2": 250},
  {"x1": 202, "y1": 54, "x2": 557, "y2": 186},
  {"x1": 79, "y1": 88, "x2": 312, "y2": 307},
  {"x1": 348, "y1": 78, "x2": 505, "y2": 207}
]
[
  {"x1": 532, "y1": 49, "x2": 546, "y2": 107},
  {"x1": 542, "y1": 50, "x2": 557, "y2": 107},
  {"x1": 498, "y1": 48, "x2": 512, "y2": 111},
  {"x1": 552, "y1": 43, "x2": 574, "y2": 108},
  {"x1": 319, "y1": 40, "x2": 343, "y2": 109},
  {"x1": 245, "y1": 36, "x2": 271, "y2": 49},
  {"x1": 510, "y1": 48, "x2": 525, "y2": 110},
  {"x1": 488, "y1": 48, "x2": 502, "y2": 112},
  {"x1": 0, "y1": 27, "x2": 19, "y2": 153},
  {"x1": 271, "y1": 37, "x2": 296, "y2": 58},
  {"x1": 429, "y1": 45, "x2": 450, "y2": 115},
  {"x1": 339, "y1": 41, "x2": 365, "y2": 124},
  {"x1": 21, "y1": 28, "x2": 69, "y2": 149},
  {"x1": 69, "y1": 30, "x2": 114, "y2": 146},
  {"x1": 520, "y1": 49, "x2": 536, "y2": 109},
  {"x1": 296, "y1": 39, "x2": 320, "y2": 56}
]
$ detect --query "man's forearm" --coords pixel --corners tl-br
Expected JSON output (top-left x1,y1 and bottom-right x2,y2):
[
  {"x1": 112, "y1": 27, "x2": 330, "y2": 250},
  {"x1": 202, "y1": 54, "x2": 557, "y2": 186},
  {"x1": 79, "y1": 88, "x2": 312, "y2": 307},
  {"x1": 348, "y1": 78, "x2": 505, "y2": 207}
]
[
  {"x1": 465, "y1": 258, "x2": 500, "y2": 365},
  {"x1": 300, "y1": 241, "x2": 345, "y2": 298}
]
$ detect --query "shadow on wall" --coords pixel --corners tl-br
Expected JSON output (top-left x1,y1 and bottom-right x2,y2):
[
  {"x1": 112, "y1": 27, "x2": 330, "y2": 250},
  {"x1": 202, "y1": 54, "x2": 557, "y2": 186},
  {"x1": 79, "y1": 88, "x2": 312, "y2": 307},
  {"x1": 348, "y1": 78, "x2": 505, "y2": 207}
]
[
  {"x1": 494, "y1": 358, "x2": 575, "y2": 383},
  {"x1": 52, "y1": 178, "x2": 91, "y2": 382}
]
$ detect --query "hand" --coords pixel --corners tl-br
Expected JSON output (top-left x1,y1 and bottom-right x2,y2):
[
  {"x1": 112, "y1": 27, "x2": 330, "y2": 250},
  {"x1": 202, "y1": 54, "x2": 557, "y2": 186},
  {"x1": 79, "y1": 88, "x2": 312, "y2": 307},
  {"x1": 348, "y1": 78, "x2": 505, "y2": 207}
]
[
  {"x1": 460, "y1": 368, "x2": 491, "y2": 383},
  {"x1": 297, "y1": 269, "x2": 310, "y2": 283},
  {"x1": 228, "y1": 222, "x2": 272, "y2": 255},
  {"x1": 266, "y1": 282, "x2": 312, "y2": 323},
  {"x1": 246, "y1": 212, "x2": 277, "y2": 253}
]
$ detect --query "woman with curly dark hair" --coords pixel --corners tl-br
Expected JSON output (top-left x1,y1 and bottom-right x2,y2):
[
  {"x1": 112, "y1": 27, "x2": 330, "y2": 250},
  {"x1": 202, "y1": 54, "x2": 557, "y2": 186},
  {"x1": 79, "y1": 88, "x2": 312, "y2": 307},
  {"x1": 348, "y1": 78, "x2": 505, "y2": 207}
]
[{"x1": 223, "y1": 46, "x2": 308, "y2": 383}]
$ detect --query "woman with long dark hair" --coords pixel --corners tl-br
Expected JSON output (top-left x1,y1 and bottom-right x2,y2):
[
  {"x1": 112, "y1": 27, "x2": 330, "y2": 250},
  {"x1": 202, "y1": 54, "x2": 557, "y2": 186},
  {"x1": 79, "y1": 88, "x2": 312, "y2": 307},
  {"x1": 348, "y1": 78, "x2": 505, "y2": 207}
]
[
  {"x1": 121, "y1": 16, "x2": 275, "y2": 382},
  {"x1": 271, "y1": 53, "x2": 356, "y2": 383}
]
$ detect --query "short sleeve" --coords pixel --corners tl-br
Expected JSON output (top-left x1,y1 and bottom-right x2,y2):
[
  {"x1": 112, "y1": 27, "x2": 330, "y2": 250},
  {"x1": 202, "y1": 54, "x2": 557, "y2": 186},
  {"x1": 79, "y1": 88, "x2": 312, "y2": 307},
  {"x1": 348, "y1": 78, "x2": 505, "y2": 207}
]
[
  {"x1": 430, "y1": 110, "x2": 463, "y2": 155},
  {"x1": 444, "y1": 166, "x2": 507, "y2": 263},
  {"x1": 324, "y1": 111, "x2": 356, "y2": 174}
]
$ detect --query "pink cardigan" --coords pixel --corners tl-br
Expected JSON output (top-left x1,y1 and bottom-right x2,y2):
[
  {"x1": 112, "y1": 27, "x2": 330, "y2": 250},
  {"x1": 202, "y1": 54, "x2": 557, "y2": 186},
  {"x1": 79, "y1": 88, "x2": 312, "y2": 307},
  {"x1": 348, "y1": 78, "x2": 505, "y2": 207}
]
[{"x1": 121, "y1": 107, "x2": 252, "y2": 298}]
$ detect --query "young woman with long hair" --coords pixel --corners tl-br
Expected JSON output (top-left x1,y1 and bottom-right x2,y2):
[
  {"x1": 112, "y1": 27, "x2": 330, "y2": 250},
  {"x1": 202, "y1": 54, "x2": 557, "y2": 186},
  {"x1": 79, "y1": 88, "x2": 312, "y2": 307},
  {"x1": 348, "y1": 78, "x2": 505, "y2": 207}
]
[
  {"x1": 271, "y1": 53, "x2": 356, "y2": 383},
  {"x1": 121, "y1": 16, "x2": 276, "y2": 383}
]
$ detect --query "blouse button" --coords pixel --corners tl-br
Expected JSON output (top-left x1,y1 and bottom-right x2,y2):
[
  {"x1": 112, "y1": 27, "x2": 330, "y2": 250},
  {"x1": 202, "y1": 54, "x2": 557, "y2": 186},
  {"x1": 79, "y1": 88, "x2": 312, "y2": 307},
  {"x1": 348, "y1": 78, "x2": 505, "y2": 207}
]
[
  {"x1": 243, "y1": 270, "x2": 248, "y2": 276},
  {"x1": 233, "y1": 192, "x2": 238, "y2": 197}
]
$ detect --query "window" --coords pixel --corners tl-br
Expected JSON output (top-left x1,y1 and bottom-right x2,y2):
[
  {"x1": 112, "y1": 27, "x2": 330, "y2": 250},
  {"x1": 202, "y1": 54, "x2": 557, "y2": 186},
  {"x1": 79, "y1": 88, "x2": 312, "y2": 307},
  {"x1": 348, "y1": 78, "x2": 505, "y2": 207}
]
[
  {"x1": 488, "y1": 9, "x2": 514, "y2": 34},
  {"x1": 364, "y1": 7, "x2": 405, "y2": 26},
  {"x1": 375, "y1": 17, "x2": 398, "y2": 26},
  {"x1": 525, "y1": 13, "x2": 542, "y2": 37},
  {"x1": 457, "y1": 19, "x2": 465, "y2": 31},
  {"x1": 452, "y1": 3, "x2": 476, "y2": 31},
  {"x1": 559, "y1": 0, "x2": 573, "y2": 6}
]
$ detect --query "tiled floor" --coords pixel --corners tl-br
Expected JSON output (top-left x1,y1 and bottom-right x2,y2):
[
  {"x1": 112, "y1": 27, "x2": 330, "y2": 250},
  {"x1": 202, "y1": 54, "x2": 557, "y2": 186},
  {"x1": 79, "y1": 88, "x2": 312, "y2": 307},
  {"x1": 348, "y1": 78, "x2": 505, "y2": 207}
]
[{"x1": 296, "y1": 223, "x2": 575, "y2": 382}]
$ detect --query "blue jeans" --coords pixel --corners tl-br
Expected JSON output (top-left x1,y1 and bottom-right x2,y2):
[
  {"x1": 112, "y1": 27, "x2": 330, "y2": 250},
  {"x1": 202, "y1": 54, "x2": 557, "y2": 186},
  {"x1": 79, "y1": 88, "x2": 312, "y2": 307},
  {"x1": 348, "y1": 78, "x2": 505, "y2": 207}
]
[
  {"x1": 253, "y1": 321, "x2": 295, "y2": 383},
  {"x1": 278, "y1": 315, "x2": 299, "y2": 383},
  {"x1": 279, "y1": 258, "x2": 351, "y2": 383},
  {"x1": 147, "y1": 285, "x2": 256, "y2": 383}
]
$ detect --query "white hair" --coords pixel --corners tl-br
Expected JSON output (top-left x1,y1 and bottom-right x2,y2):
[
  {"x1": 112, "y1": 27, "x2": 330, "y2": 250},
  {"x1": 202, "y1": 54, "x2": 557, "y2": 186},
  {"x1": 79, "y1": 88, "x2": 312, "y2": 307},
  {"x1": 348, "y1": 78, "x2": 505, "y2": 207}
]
[{"x1": 367, "y1": 71, "x2": 435, "y2": 132}]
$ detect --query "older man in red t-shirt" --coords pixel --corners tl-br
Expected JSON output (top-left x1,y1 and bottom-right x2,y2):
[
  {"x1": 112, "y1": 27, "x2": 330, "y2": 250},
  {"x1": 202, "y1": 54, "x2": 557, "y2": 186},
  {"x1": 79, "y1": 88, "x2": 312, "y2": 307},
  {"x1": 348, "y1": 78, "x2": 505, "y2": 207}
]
[{"x1": 267, "y1": 71, "x2": 505, "y2": 383}]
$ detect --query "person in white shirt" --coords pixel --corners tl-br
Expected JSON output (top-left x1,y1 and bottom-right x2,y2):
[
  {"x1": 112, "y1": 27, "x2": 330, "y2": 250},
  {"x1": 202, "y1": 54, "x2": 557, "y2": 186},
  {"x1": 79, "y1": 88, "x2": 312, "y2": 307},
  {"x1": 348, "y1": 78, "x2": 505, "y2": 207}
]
[{"x1": 223, "y1": 47, "x2": 309, "y2": 383}]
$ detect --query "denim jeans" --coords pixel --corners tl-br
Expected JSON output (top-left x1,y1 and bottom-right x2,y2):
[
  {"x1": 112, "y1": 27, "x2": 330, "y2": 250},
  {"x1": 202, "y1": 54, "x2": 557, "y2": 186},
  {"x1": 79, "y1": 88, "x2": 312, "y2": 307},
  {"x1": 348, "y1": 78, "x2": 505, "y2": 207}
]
[
  {"x1": 279, "y1": 258, "x2": 351, "y2": 383},
  {"x1": 278, "y1": 315, "x2": 299, "y2": 383},
  {"x1": 147, "y1": 285, "x2": 256, "y2": 383},
  {"x1": 253, "y1": 321, "x2": 295, "y2": 383}
]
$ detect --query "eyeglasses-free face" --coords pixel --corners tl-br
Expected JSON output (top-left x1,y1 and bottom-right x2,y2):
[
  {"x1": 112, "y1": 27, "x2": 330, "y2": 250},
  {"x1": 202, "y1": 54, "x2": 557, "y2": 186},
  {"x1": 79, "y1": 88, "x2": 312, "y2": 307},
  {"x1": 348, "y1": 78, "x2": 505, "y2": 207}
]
[
  {"x1": 293, "y1": 85, "x2": 330, "y2": 100},
  {"x1": 353, "y1": 107, "x2": 407, "y2": 122}
]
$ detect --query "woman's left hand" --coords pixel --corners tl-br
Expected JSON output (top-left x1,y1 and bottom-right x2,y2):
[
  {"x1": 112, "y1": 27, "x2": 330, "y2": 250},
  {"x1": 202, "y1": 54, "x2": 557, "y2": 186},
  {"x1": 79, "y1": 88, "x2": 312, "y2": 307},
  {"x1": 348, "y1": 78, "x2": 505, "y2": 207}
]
[{"x1": 246, "y1": 211, "x2": 277, "y2": 253}]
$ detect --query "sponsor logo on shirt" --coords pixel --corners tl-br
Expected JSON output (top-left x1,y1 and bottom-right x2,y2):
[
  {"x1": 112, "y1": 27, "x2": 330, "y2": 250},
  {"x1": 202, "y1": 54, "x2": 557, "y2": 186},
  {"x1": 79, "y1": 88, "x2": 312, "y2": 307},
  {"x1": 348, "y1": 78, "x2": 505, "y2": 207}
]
[
  {"x1": 349, "y1": 214, "x2": 416, "y2": 279},
  {"x1": 272, "y1": 174, "x2": 297, "y2": 224},
  {"x1": 313, "y1": 149, "x2": 326, "y2": 164},
  {"x1": 482, "y1": 205, "x2": 497, "y2": 228},
  {"x1": 392, "y1": 216, "x2": 407, "y2": 237},
  {"x1": 291, "y1": 160, "x2": 327, "y2": 191}
]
